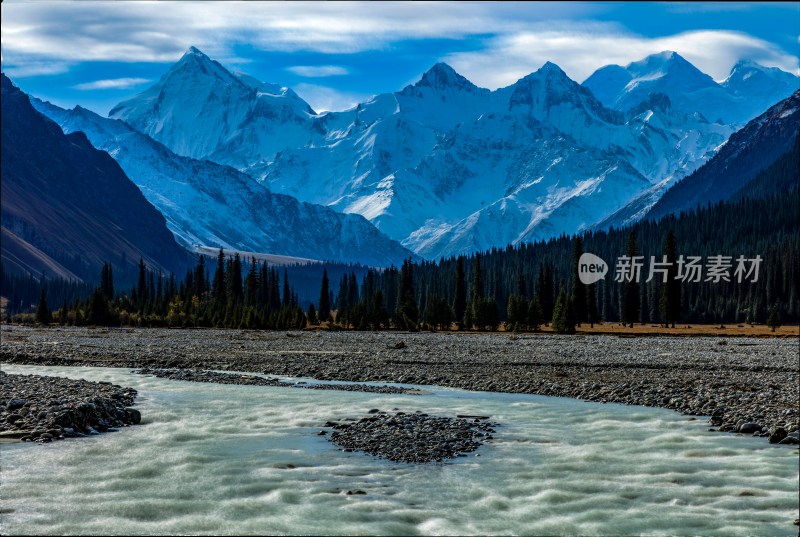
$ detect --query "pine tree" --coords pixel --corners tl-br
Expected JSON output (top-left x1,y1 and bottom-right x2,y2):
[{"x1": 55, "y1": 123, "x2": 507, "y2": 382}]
[
  {"x1": 211, "y1": 249, "x2": 226, "y2": 311},
  {"x1": 318, "y1": 269, "x2": 331, "y2": 322},
  {"x1": 396, "y1": 259, "x2": 419, "y2": 330},
  {"x1": 100, "y1": 262, "x2": 114, "y2": 300},
  {"x1": 35, "y1": 289, "x2": 51, "y2": 325},
  {"x1": 551, "y1": 288, "x2": 575, "y2": 334},
  {"x1": 306, "y1": 302, "x2": 318, "y2": 325},
  {"x1": 282, "y1": 269, "x2": 291, "y2": 308},
  {"x1": 137, "y1": 258, "x2": 147, "y2": 311},
  {"x1": 453, "y1": 256, "x2": 467, "y2": 329},
  {"x1": 659, "y1": 230, "x2": 681, "y2": 327},
  {"x1": 586, "y1": 283, "x2": 597, "y2": 328},
  {"x1": 528, "y1": 293, "x2": 543, "y2": 331},
  {"x1": 335, "y1": 275, "x2": 349, "y2": 326},
  {"x1": 571, "y1": 237, "x2": 587, "y2": 325},
  {"x1": 622, "y1": 232, "x2": 641, "y2": 327},
  {"x1": 766, "y1": 303, "x2": 782, "y2": 332}
]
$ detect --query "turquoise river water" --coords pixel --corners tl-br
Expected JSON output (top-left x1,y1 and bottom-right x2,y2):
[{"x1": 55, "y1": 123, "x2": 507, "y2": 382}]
[{"x1": 1, "y1": 364, "x2": 798, "y2": 535}]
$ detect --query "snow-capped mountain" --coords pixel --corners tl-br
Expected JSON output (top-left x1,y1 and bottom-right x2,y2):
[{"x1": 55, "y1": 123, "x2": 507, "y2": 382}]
[
  {"x1": 109, "y1": 47, "x2": 318, "y2": 175},
  {"x1": 583, "y1": 51, "x2": 799, "y2": 126},
  {"x1": 32, "y1": 98, "x2": 416, "y2": 267},
  {"x1": 645, "y1": 90, "x2": 800, "y2": 221},
  {"x1": 257, "y1": 61, "x2": 730, "y2": 258},
  {"x1": 107, "y1": 47, "x2": 786, "y2": 259}
]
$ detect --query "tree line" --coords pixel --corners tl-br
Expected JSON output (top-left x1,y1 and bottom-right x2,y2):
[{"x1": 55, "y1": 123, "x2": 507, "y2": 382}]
[{"x1": 8, "y1": 183, "x2": 798, "y2": 331}]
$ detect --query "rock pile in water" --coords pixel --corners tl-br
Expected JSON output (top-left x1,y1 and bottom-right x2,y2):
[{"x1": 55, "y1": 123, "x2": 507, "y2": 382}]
[
  {"x1": 327, "y1": 411, "x2": 497, "y2": 463},
  {"x1": 0, "y1": 371, "x2": 139, "y2": 443}
]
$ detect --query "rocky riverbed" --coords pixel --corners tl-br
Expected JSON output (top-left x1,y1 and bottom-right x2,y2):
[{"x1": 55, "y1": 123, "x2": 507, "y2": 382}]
[
  {"x1": 327, "y1": 411, "x2": 497, "y2": 463},
  {"x1": 0, "y1": 370, "x2": 140, "y2": 443},
  {"x1": 2, "y1": 326, "x2": 798, "y2": 446},
  {"x1": 134, "y1": 367, "x2": 423, "y2": 394}
]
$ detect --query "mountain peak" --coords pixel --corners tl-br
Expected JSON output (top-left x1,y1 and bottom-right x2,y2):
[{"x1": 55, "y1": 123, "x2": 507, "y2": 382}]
[
  {"x1": 185, "y1": 45, "x2": 206, "y2": 57},
  {"x1": 416, "y1": 62, "x2": 477, "y2": 91},
  {"x1": 537, "y1": 61, "x2": 568, "y2": 78},
  {"x1": 628, "y1": 50, "x2": 696, "y2": 74}
]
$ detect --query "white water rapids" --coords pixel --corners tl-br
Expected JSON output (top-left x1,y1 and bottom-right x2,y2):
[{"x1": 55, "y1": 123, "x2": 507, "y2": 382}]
[{"x1": 1, "y1": 364, "x2": 797, "y2": 535}]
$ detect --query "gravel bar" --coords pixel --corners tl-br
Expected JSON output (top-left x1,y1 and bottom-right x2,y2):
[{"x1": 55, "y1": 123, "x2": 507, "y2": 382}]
[
  {"x1": 133, "y1": 367, "x2": 422, "y2": 394},
  {"x1": 327, "y1": 410, "x2": 497, "y2": 463},
  {"x1": 0, "y1": 370, "x2": 140, "y2": 443},
  {"x1": 2, "y1": 326, "x2": 798, "y2": 446}
]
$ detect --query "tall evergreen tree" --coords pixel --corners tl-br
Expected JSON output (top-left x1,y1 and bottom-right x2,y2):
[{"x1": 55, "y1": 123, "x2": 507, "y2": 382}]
[
  {"x1": 211, "y1": 249, "x2": 227, "y2": 309},
  {"x1": 396, "y1": 259, "x2": 419, "y2": 330},
  {"x1": 571, "y1": 237, "x2": 587, "y2": 325},
  {"x1": 587, "y1": 283, "x2": 598, "y2": 327},
  {"x1": 100, "y1": 262, "x2": 114, "y2": 300},
  {"x1": 335, "y1": 275, "x2": 349, "y2": 325},
  {"x1": 551, "y1": 287, "x2": 575, "y2": 334},
  {"x1": 622, "y1": 232, "x2": 641, "y2": 327},
  {"x1": 318, "y1": 269, "x2": 331, "y2": 322},
  {"x1": 282, "y1": 269, "x2": 291, "y2": 308},
  {"x1": 453, "y1": 256, "x2": 467, "y2": 329},
  {"x1": 137, "y1": 258, "x2": 147, "y2": 310},
  {"x1": 35, "y1": 289, "x2": 51, "y2": 325},
  {"x1": 659, "y1": 230, "x2": 681, "y2": 327}
]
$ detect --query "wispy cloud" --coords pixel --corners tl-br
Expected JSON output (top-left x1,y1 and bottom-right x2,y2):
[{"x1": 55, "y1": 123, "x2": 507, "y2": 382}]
[
  {"x1": 73, "y1": 77, "x2": 151, "y2": 90},
  {"x1": 0, "y1": 2, "x2": 597, "y2": 63},
  {"x1": 444, "y1": 25, "x2": 799, "y2": 87},
  {"x1": 2, "y1": 59, "x2": 72, "y2": 77},
  {"x1": 286, "y1": 65, "x2": 348, "y2": 77},
  {"x1": 293, "y1": 83, "x2": 371, "y2": 113}
]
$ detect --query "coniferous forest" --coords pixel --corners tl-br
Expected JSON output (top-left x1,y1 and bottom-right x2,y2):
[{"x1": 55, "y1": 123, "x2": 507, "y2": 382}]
[{"x1": 3, "y1": 181, "x2": 798, "y2": 331}]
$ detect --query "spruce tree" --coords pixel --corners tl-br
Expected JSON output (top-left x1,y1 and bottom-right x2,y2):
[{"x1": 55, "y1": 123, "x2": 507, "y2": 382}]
[
  {"x1": 318, "y1": 269, "x2": 331, "y2": 321},
  {"x1": 551, "y1": 288, "x2": 576, "y2": 334},
  {"x1": 306, "y1": 302, "x2": 318, "y2": 325},
  {"x1": 335, "y1": 275, "x2": 349, "y2": 326},
  {"x1": 659, "y1": 230, "x2": 681, "y2": 327},
  {"x1": 622, "y1": 232, "x2": 641, "y2": 327},
  {"x1": 571, "y1": 237, "x2": 587, "y2": 325},
  {"x1": 766, "y1": 303, "x2": 782, "y2": 332},
  {"x1": 396, "y1": 259, "x2": 419, "y2": 330},
  {"x1": 586, "y1": 283, "x2": 597, "y2": 328},
  {"x1": 137, "y1": 258, "x2": 147, "y2": 311},
  {"x1": 211, "y1": 249, "x2": 226, "y2": 312},
  {"x1": 528, "y1": 293, "x2": 543, "y2": 331},
  {"x1": 35, "y1": 289, "x2": 51, "y2": 325},
  {"x1": 453, "y1": 256, "x2": 466, "y2": 330}
]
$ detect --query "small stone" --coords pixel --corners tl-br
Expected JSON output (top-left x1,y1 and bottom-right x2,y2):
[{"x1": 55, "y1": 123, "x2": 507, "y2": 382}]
[
  {"x1": 768, "y1": 427, "x2": 787, "y2": 444},
  {"x1": 346, "y1": 490, "x2": 366, "y2": 495},
  {"x1": 125, "y1": 408, "x2": 141, "y2": 425},
  {"x1": 737, "y1": 422, "x2": 762, "y2": 434},
  {"x1": 6, "y1": 399, "x2": 27, "y2": 411}
]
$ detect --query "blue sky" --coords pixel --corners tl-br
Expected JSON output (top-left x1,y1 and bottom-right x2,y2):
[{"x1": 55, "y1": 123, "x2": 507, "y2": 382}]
[{"x1": 2, "y1": 1, "x2": 798, "y2": 114}]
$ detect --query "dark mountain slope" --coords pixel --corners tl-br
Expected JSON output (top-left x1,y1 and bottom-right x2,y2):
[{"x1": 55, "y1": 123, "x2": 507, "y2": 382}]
[{"x1": 1, "y1": 74, "x2": 191, "y2": 281}]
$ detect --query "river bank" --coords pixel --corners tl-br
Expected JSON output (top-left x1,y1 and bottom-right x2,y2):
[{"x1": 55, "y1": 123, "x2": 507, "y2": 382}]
[{"x1": 1, "y1": 325, "x2": 798, "y2": 445}]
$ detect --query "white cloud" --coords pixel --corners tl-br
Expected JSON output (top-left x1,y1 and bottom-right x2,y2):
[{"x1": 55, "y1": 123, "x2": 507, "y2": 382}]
[
  {"x1": 286, "y1": 65, "x2": 348, "y2": 77},
  {"x1": 1, "y1": 1, "x2": 794, "y2": 87},
  {"x1": 443, "y1": 26, "x2": 799, "y2": 88},
  {"x1": 0, "y1": 1, "x2": 597, "y2": 62},
  {"x1": 293, "y1": 83, "x2": 371, "y2": 113},
  {"x1": 73, "y1": 77, "x2": 151, "y2": 90}
]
